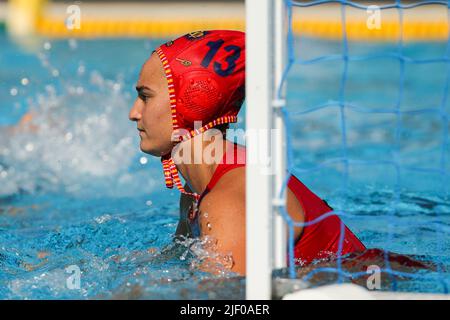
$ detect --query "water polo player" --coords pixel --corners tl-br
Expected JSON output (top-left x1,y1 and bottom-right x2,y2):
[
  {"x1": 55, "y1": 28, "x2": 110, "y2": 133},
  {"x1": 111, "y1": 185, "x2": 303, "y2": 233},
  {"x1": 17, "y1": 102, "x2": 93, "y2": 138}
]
[{"x1": 128, "y1": 30, "x2": 366, "y2": 275}]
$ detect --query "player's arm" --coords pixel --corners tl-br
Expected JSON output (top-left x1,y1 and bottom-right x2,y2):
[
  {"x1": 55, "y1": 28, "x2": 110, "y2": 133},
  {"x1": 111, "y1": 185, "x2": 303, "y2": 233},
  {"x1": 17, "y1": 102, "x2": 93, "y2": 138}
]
[
  {"x1": 197, "y1": 189, "x2": 246, "y2": 275},
  {"x1": 4, "y1": 112, "x2": 37, "y2": 134}
]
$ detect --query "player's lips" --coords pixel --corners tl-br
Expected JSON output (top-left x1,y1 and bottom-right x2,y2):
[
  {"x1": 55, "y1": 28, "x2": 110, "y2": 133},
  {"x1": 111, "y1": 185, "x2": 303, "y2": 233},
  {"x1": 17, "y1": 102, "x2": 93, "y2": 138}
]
[{"x1": 137, "y1": 127, "x2": 146, "y2": 136}]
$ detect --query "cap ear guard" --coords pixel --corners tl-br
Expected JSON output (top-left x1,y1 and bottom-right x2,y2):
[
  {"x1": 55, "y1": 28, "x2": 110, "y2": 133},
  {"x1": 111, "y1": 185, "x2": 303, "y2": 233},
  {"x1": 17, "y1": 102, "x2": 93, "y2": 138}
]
[{"x1": 176, "y1": 70, "x2": 224, "y2": 125}]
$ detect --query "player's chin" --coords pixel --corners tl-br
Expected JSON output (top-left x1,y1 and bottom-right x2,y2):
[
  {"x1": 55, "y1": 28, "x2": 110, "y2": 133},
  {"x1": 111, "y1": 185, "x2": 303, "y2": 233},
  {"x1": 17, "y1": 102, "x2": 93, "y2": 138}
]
[
  {"x1": 139, "y1": 139, "x2": 158, "y2": 156},
  {"x1": 140, "y1": 139, "x2": 169, "y2": 157}
]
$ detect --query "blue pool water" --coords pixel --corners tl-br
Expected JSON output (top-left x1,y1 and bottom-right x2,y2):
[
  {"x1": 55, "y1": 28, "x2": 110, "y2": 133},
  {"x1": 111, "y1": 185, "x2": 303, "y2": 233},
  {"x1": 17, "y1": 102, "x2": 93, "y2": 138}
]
[{"x1": 0, "y1": 32, "x2": 449, "y2": 299}]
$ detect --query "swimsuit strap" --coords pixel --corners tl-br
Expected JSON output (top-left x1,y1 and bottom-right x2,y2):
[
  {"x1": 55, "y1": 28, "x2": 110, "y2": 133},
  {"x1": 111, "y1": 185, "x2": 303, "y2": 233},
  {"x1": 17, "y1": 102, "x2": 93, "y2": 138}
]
[{"x1": 193, "y1": 143, "x2": 246, "y2": 216}]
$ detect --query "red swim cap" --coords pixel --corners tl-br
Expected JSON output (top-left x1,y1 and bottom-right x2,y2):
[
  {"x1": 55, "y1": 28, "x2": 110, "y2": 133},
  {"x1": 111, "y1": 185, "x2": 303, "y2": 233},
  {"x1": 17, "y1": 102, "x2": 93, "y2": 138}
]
[
  {"x1": 155, "y1": 30, "x2": 246, "y2": 199},
  {"x1": 156, "y1": 30, "x2": 245, "y2": 139}
]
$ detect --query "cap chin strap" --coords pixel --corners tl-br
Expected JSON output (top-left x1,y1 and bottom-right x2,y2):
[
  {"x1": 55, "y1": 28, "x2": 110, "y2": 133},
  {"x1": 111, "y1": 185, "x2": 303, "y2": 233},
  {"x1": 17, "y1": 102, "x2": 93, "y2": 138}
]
[
  {"x1": 161, "y1": 153, "x2": 201, "y2": 221},
  {"x1": 160, "y1": 115, "x2": 237, "y2": 198},
  {"x1": 161, "y1": 153, "x2": 201, "y2": 201}
]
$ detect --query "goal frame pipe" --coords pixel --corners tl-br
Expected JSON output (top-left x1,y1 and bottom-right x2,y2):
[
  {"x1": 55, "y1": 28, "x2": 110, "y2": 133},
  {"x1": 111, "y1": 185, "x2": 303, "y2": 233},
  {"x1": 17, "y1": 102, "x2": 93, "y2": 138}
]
[
  {"x1": 272, "y1": 0, "x2": 288, "y2": 271},
  {"x1": 246, "y1": 0, "x2": 287, "y2": 300}
]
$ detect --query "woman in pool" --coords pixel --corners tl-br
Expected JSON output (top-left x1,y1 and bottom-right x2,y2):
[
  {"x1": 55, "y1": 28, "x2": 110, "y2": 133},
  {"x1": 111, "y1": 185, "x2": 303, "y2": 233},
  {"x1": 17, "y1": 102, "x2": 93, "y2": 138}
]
[{"x1": 128, "y1": 30, "x2": 366, "y2": 275}]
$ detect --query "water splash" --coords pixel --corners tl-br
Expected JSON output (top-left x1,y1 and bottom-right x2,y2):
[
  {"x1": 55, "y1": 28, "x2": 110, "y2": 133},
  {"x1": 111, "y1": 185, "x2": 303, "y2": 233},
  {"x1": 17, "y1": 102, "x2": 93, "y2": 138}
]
[{"x1": 0, "y1": 71, "x2": 160, "y2": 198}]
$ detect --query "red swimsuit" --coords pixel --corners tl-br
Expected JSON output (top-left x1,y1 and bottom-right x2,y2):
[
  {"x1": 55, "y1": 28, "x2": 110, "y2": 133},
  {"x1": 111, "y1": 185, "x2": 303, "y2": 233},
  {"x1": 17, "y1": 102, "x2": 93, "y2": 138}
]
[{"x1": 197, "y1": 143, "x2": 366, "y2": 265}]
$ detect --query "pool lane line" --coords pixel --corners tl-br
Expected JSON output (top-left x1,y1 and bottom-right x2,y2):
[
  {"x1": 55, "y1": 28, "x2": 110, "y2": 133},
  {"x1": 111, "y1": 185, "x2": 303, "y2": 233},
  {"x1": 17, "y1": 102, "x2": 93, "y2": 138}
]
[{"x1": 34, "y1": 18, "x2": 448, "y2": 42}]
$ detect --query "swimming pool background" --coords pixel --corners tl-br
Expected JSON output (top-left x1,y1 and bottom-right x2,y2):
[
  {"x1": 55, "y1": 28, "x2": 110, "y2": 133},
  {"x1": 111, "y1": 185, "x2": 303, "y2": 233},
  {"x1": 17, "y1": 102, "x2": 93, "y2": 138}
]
[{"x1": 0, "y1": 32, "x2": 449, "y2": 298}]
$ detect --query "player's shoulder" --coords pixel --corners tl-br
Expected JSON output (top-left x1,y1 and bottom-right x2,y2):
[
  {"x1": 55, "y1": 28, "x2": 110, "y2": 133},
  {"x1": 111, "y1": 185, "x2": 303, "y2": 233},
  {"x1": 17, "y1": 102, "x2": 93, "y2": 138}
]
[{"x1": 199, "y1": 167, "x2": 245, "y2": 215}]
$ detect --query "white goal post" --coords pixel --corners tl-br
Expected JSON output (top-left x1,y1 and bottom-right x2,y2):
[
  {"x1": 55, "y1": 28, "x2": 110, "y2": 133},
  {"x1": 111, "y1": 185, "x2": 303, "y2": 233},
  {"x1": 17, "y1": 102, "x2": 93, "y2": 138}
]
[{"x1": 245, "y1": 0, "x2": 287, "y2": 300}]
